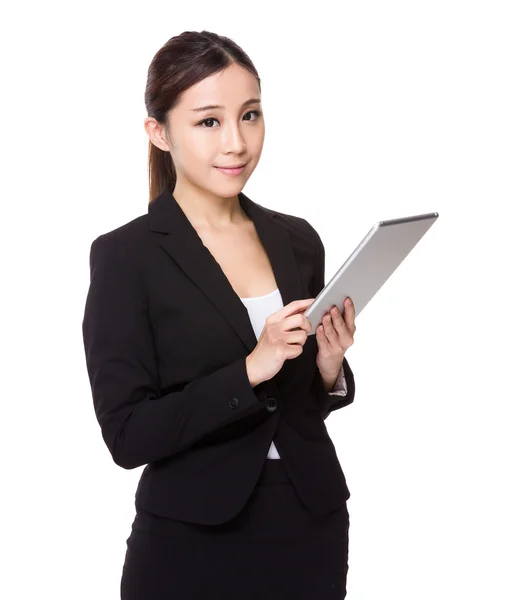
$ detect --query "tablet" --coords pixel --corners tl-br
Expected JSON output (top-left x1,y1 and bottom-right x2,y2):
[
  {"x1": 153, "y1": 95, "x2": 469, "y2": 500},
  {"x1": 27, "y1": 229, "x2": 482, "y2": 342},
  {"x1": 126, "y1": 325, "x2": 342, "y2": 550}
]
[{"x1": 304, "y1": 212, "x2": 439, "y2": 335}]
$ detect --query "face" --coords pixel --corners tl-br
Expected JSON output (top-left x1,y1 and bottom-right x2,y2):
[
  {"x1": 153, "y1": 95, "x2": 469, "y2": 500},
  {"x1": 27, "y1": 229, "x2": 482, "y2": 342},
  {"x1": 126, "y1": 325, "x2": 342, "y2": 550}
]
[{"x1": 145, "y1": 63, "x2": 265, "y2": 201}]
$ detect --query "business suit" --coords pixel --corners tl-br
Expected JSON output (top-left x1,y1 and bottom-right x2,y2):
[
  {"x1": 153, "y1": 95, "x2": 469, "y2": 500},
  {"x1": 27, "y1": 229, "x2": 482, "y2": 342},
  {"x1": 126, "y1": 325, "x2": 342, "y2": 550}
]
[{"x1": 82, "y1": 185, "x2": 355, "y2": 597}]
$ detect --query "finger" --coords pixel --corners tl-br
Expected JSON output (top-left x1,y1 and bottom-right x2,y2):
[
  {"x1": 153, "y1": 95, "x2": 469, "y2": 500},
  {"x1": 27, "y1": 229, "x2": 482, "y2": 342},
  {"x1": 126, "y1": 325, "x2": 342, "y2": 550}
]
[
  {"x1": 286, "y1": 329, "x2": 309, "y2": 345},
  {"x1": 281, "y1": 298, "x2": 315, "y2": 319},
  {"x1": 293, "y1": 312, "x2": 312, "y2": 333},
  {"x1": 329, "y1": 308, "x2": 353, "y2": 346},
  {"x1": 329, "y1": 307, "x2": 347, "y2": 336},
  {"x1": 286, "y1": 312, "x2": 313, "y2": 333},
  {"x1": 316, "y1": 324, "x2": 329, "y2": 348},
  {"x1": 323, "y1": 312, "x2": 340, "y2": 342},
  {"x1": 343, "y1": 298, "x2": 355, "y2": 331}
]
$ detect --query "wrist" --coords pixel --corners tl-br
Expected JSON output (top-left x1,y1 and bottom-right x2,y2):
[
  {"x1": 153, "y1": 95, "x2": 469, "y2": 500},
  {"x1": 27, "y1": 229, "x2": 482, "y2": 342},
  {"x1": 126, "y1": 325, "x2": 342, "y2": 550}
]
[
  {"x1": 245, "y1": 354, "x2": 262, "y2": 388},
  {"x1": 320, "y1": 371, "x2": 340, "y2": 393},
  {"x1": 319, "y1": 358, "x2": 344, "y2": 392}
]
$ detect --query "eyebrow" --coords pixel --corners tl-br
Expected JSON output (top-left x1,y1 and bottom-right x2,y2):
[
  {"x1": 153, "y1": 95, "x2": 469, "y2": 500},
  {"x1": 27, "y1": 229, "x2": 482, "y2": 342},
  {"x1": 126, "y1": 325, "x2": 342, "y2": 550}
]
[{"x1": 190, "y1": 98, "x2": 261, "y2": 112}]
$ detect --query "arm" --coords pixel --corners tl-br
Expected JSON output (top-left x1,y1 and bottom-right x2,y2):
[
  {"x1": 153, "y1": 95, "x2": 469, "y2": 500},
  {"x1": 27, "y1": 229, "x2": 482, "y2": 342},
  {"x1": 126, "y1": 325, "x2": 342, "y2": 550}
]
[
  {"x1": 82, "y1": 235, "x2": 268, "y2": 470},
  {"x1": 303, "y1": 219, "x2": 356, "y2": 416},
  {"x1": 323, "y1": 364, "x2": 348, "y2": 396},
  {"x1": 320, "y1": 356, "x2": 355, "y2": 419}
]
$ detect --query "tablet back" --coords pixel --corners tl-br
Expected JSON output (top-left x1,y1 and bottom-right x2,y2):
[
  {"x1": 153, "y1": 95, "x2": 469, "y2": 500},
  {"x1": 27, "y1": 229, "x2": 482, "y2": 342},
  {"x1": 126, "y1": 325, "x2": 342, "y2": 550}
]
[{"x1": 305, "y1": 212, "x2": 439, "y2": 334}]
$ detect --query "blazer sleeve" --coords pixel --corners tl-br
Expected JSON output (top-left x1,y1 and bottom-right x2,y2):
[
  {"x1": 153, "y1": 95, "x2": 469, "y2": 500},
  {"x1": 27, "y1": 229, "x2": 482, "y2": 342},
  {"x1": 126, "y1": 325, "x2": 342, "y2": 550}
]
[
  {"x1": 303, "y1": 219, "x2": 356, "y2": 417},
  {"x1": 82, "y1": 234, "x2": 268, "y2": 470},
  {"x1": 328, "y1": 364, "x2": 348, "y2": 396}
]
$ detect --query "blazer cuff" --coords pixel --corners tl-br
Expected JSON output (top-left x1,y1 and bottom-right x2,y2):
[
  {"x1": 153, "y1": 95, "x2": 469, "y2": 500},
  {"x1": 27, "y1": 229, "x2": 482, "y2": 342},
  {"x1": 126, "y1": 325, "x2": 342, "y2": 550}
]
[{"x1": 327, "y1": 364, "x2": 348, "y2": 396}]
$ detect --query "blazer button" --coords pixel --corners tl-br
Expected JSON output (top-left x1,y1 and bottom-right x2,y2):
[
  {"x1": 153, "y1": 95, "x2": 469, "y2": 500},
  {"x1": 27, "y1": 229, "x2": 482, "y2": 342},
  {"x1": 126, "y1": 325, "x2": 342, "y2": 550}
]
[
  {"x1": 229, "y1": 397, "x2": 239, "y2": 409},
  {"x1": 266, "y1": 397, "x2": 278, "y2": 412}
]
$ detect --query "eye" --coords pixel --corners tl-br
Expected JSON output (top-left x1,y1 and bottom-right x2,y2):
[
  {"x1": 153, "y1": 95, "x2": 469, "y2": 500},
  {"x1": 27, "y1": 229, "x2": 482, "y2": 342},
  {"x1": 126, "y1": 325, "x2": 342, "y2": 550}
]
[{"x1": 197, "y1": 110, "x2": 263, "y2": 128}]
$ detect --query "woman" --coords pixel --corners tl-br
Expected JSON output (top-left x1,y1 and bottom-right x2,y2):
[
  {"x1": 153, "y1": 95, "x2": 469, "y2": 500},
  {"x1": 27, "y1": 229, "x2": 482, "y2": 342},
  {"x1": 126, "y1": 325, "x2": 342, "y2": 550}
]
[{"x1": 82, "y1": 30, "x2": 356, "y2": 600}]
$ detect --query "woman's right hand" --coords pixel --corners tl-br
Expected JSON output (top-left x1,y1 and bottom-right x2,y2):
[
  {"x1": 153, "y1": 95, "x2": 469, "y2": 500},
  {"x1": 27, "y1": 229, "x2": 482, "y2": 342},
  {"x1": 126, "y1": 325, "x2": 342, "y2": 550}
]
[{"x1": 245, "y1": 298, "x2": 315, "y2": 387}]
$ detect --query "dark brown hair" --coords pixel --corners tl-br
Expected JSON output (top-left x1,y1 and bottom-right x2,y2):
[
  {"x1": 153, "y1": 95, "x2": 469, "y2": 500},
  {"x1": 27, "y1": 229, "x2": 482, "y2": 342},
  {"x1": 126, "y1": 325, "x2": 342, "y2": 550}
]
[{"x1": 144, "y1": 30, "x2": 261, "y2": 203}]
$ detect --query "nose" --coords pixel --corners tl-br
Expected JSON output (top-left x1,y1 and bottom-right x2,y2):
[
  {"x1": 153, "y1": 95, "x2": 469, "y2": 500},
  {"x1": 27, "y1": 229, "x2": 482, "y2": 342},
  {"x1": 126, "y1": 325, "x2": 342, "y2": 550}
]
[{"x1": 220, "y1": 120, "x2": 247, "y2": 154}]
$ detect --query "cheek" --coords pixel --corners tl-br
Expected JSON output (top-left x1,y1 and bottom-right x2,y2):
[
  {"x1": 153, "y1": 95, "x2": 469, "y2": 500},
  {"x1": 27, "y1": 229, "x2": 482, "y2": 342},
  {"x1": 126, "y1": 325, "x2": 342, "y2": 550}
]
[
  {"x1": 189, "y1": 137, "x2": 215, "y2": 166},
  {"x1": 176, "y1": 146, "x2": 216, "y2": 184},
  {"x1": 249, "y1": 130, "x2": 265, "y2": 160},
  {"x1": 176, "y1": 128, "x2": 214, "y2": 163}
]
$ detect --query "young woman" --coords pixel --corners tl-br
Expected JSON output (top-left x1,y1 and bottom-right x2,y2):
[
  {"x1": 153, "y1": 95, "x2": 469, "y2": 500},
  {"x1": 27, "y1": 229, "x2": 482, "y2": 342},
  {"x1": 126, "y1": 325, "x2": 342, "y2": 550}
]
[{"x1": 82, "y1": 30, "x2": 357, "y2": 600}]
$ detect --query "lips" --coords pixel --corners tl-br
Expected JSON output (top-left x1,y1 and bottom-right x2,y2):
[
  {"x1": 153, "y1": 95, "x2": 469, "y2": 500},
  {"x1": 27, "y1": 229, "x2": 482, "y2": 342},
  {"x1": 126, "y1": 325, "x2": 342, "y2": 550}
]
[
  {"x1": 214, "y1": 163, "x2": 247, "y2": 177},
  {"x1": 215, "y1": 164, "x2": 246, "y2": 169}
]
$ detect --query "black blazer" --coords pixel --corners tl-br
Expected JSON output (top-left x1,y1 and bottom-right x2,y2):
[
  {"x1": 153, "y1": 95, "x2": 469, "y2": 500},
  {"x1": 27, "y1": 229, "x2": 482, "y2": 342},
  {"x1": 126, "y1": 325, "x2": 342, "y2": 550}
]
[{"x1": 82, "y1": 186, "x2": 355, "y2": 526}]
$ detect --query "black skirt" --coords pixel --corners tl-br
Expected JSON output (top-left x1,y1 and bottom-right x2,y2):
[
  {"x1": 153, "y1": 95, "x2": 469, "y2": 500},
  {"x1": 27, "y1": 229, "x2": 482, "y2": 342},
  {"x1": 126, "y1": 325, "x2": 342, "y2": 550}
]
[{"x1": 121, "y1": 457, "x2": 350, "y2": 599}]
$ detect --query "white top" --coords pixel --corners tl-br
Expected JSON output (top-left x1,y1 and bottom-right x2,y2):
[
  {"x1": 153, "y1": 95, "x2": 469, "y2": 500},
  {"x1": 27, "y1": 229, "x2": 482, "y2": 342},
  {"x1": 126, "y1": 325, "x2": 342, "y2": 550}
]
[{"x1": 239, "y1": 288, "x2": 347, "y2": 460}]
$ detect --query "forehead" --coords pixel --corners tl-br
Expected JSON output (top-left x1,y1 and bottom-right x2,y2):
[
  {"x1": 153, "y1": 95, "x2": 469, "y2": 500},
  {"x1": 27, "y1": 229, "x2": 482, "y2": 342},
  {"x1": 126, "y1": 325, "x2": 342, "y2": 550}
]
[{"x1": 179, "y1": 64, "x2": 260, "y2": 110}]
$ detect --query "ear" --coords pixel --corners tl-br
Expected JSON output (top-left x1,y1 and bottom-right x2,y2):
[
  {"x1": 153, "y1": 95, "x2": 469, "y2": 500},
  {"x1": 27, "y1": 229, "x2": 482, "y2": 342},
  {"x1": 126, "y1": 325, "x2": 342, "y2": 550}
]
[{"x1": 144, "y1": 116, "x2": 171, "y2": 152}]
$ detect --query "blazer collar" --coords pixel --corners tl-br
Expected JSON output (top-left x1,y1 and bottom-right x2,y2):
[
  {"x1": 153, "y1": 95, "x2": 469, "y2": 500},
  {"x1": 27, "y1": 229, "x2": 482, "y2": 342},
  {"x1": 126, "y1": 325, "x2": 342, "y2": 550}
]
[{"x1": 148, "y1": 185, "x2": 305, "y2": 353}]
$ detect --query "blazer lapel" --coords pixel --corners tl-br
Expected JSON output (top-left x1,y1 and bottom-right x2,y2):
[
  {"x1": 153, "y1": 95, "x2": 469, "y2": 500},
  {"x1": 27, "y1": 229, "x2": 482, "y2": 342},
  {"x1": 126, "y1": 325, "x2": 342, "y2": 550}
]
[{"x1": 149, "y1": 186, "x2": 306, "y2": 353}]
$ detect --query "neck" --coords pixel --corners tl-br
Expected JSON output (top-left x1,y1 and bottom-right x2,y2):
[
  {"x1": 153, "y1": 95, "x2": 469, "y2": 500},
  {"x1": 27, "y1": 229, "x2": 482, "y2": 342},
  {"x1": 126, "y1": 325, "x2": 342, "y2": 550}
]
[{"x1": 172, "y1": 183, "x2": 246, "y2": 228}]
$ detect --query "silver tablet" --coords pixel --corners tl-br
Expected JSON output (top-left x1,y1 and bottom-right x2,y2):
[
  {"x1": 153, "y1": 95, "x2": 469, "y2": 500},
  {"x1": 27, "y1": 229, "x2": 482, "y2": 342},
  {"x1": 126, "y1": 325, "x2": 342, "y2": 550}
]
[{"x1": 304, "y1": 212, "x2": 439, "y2": 335}]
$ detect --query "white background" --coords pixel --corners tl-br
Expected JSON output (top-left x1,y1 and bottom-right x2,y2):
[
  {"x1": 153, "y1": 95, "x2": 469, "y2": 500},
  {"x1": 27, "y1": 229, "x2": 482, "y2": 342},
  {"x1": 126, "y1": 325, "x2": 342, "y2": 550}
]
[{"x1": 1, "y1": 1, "x2": 505, "y2": 598}]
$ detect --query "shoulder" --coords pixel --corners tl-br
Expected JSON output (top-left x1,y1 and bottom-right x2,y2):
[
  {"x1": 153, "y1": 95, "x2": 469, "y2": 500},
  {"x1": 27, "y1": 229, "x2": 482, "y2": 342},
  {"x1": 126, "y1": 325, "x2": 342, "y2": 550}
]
[
  {"x1": 259, "y1": 202, "x2": 320, "y2": 245},
  {"x1": 89, "y1": 213, "x2": 150, "y2": 254},
  {"x1": 86, "y1": 214, "x2": 152, "y2": 280},
  {"x1": 265, "y1": 205, "x2": 322, "y2": 254}
]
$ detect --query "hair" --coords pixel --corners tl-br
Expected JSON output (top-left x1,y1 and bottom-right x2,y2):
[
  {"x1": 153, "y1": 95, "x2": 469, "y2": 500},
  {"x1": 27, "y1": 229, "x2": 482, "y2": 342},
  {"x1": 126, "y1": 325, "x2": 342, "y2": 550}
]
[{"x1": 144, "y1": 30, "x2": 262, "y2": 204}]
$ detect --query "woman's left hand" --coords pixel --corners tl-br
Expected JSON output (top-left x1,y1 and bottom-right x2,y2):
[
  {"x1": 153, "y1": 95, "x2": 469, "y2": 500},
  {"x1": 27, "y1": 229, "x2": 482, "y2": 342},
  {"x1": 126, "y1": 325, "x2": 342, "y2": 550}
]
[{"x1": 315, "y1": 297, "x2": 356, "y2": 381}]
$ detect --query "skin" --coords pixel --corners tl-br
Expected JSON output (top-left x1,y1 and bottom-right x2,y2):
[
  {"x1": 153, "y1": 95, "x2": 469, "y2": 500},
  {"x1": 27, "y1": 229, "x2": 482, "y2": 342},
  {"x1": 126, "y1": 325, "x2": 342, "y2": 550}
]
[
  {"x1": 144, "y1": 62, "x2": 264, "y2": 229},
  {"x1": 316, "y1": 300, "x2": 356, "y2": 392},
  {"x1": 144, "y1": 62, "x2": 356, "y2": 390}
]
